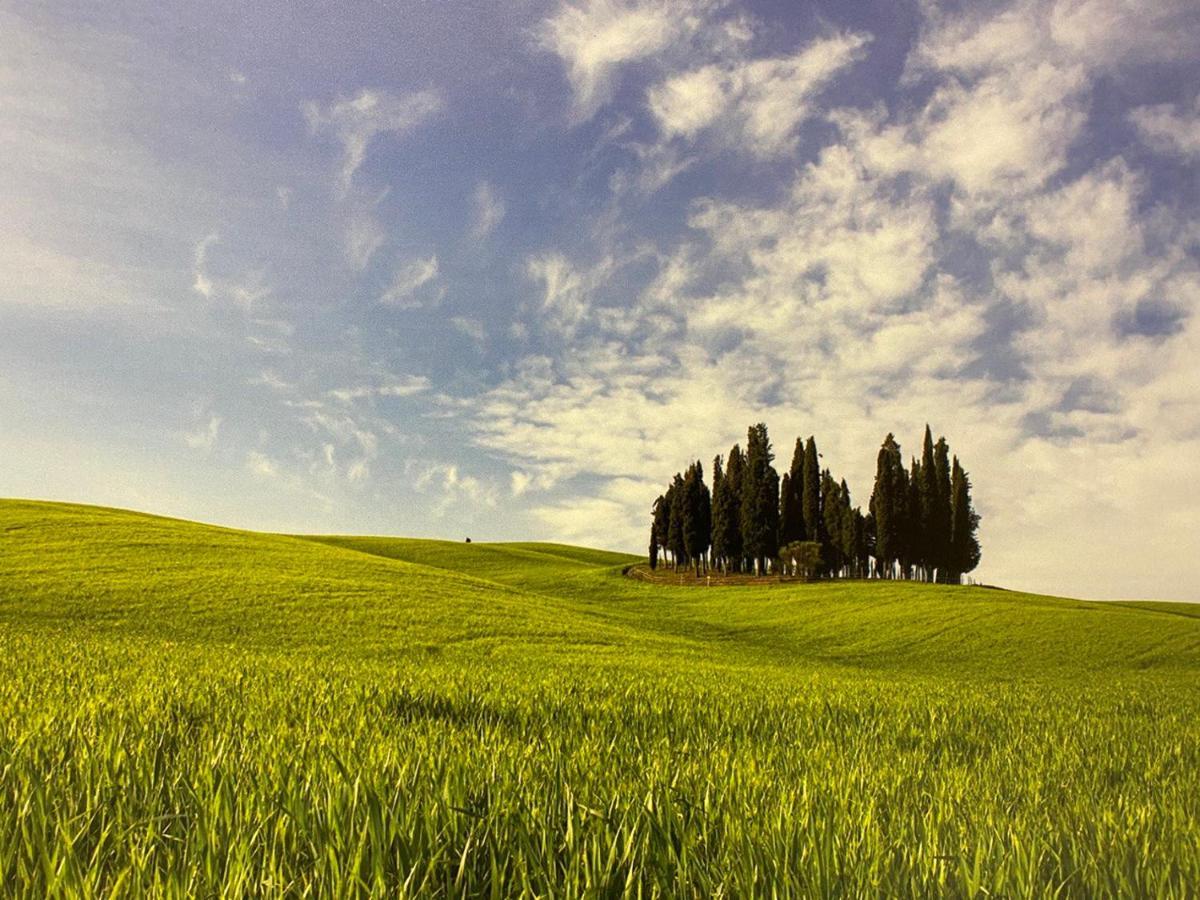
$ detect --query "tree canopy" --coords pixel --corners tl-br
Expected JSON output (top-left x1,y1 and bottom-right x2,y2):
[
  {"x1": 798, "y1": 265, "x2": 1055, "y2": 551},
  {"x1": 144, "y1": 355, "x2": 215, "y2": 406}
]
[{"x1": 648, "y1": 423, "x2": 981, "y2": 583}]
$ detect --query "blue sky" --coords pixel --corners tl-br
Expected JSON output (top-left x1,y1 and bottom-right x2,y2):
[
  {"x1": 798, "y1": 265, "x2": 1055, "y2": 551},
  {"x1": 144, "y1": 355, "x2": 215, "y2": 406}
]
[{"x1": 3, "y1": 0, "x2": 1199, "y2": 600}]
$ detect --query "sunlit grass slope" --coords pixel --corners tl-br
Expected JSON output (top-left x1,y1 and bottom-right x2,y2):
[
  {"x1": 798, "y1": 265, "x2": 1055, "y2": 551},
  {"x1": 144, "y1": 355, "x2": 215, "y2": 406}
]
[
  {"x1": 0, "y1": 500, "x2": 646, "y2": 656},
  {"x1": 2, "y1": 499, "x2": 1200, "y2": 897},
  {"x1": 310, "y1": 533, "x2": 1200, "y2": 677}
]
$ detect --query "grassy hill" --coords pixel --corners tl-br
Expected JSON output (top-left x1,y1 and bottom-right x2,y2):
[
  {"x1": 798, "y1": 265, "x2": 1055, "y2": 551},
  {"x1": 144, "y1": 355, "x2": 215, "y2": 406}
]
[{"x1": 2, "y1": 499, "x2": 1199, "y2": 896}]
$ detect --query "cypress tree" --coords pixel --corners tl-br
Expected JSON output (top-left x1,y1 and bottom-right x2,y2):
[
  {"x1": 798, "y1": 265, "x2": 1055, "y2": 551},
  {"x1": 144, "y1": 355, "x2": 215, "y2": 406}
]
[
  {"x1": 649, "y1": 529, "x2": 658, "y2": 570},
  {"x1": 740, "y1": 423, "x2": 779, "y2": 574},
  {"x1": 902, "y1": 460, "x2": 918, "y2": 580},
  {"x1": 932, "y1": 437, "x2": 952, "y2": 582},
  {"x1": 668, "y1": 473, "x2": 686, "y2": 571},
  {"x1": 853, "y1": 507, "x2": 869, "y2": 578},
  {"x1": 781, "y1": 438, "x2": 805, "y2": 544},
  {"x1": 682, "y1": 462, "x2": 705, "y2": 576},
  {"x1": 710, "y1": 455, "x2": 726, "y2": 572},
  {"x1": 724, "y1": 444, "x2": 745, "y2": 572},
  {"x1": 917, "y1": 425, "x2": 938, "y2": 581},
  {"x1": 801, "y1": 436, "x2": 821, "y2": 545},
  {"x1": 950, "y1": 456, "x2": 982, "y2": 583},
  {"x1": 905, "y1": 457, "x2": 920, "y2": 579},
  {"x1": 780, "y1": 472, "x2": 794, "y2": 549},
  {"x1": 652, "y1": 496, "x2": 672, "y2": 566},
  {"x1": 820, "y1": 470, "x2": 842, "y2": 577},
  {"x1": 870, "y1": 433, "x2": 904, "y2": 579},
  {"x1": 838, "y1": 479, "x2": 858, "y2": 578}
]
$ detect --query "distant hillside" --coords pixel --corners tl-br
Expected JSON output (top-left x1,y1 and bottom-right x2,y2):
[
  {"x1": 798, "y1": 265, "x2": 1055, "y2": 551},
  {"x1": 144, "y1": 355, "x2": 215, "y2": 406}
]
[{"x1": 3, "y1": 498, "x2": 1199, "y2": 675}]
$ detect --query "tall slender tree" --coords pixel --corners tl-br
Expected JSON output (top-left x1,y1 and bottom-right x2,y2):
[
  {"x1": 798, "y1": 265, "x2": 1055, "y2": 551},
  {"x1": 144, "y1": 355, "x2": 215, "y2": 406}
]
[
  {"x1": 781, "y1": 438, "x2": 805, "y2": 544},
  {"x1": 740, "y1": 423, "x2": 779, "y2": 574},
  {"x1": 801, "y1": 436, "x2": 821, "y2": 545},
  {"x1": 668, "y1": 472, "x2": 686, "y2": 571},
  {"x1": 682, "y1": 462, "x2": 709, "y2": 576},
  {"x1": 916, "y1": 425, "x2": 939, "y2": 581},
  {"x1": 821, "y1": 470, "x2": 843, "y2": 576},
  {"x1": 653, "y1": 490, "x2": 671, "y2": 568},
  {"x1": 950, "y1": 456, "x2": 981, "y2": 583},
  {"x1": 932, "y1": 436, "x2": 952, "y2": 582},
  {"x1": 838, "y1": 479, "x2": 859, "y2": 578},
  {"x1": 723, "y1": 444, "x2": 745, "y2": 572},
  {"x1": 870, "y1": 433, "x2": 904, "y2": 579},
  {"x1": 710, "y1": 455, "x2": 727, "y2": 572}
]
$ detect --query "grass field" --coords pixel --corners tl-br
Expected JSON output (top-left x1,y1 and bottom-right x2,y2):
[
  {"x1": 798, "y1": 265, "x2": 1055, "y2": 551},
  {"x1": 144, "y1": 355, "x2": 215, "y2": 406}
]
[{"x1": 2, "y1": 499, "x2": 1199, "y2": 896}]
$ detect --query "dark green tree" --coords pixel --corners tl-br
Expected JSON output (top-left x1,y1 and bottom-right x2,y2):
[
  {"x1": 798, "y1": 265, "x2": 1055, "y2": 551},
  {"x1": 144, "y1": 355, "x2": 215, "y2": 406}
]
[
  {"x1": 906, "y1": 457, "x2": 922, "y2": 580},
  {"x1": 780, "y1": 438, "x2": 805, "y2": 544},
  {"x1": 651, "y1": 494, "x2": 669, "y2": 566},
  {"x1": 781, "y1": 541, "x2": 822, "y2": 581},
  {"x1": 950, "y1": 456, "x2": 982, "y2": 583},
  {"x1": 820, "y1": 469, "x2": 842, "y2": 576},
  {"x1": 710, "y1": 455, "x2": 727, "y2": 572},
  {"x1": 668, "y1": 473, "x2": 686, "y2": 571},
  {"x1": 870, "y1": 433, "x2": 905, "y2": 579},
  {"x1": 916, "y1": 425, "x2": 939, "y2": 581},
  {"x1": 801, "y1": 436, "x2": 821, "y2": 545},
  {"x1": 649, "y1": 530, "x2": 658, "y2": 570},
  {"x1": 723, "y1": 444, "x2": 745, "y2": 572},
  {"x1": 740, "y1": 423, "x2": 779, "y2": 574},
  {"x1": 932, "y1": 436, "x2": 952, "y2": 582},
  {"x1": 682, "y1": 461, "x2": 711, "y2": 576},
  {"x1": 838, "y1": 479, "x2": 859, "y2": 578}
]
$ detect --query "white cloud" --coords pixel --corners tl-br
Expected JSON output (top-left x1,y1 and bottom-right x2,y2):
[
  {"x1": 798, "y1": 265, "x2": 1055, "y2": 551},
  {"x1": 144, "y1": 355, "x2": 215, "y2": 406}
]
[
  {"x1": 246, "y1": 450, "x2": 279, "y2": 479},
  {"x1": 191, "y1": 234, "x2": 218, "y2": 298},
  {"x1": 524, "y1": 252, "x2": 613, "y2": 339},
  {"x1": 410, "y1": 461, "x2": 500, "y2": 513},
  {"x1": 344, "y1": 199, "x2": 388, "y2": 272},
  {"x1": 326, "y1": 376, "x2": 431, "y2": 403},
  {"x1": 510, "y1": 470, "x2": 533, "y2": 497},
  {"x1": 537, "y1": 0, "x2": 706, "y2": 121},
  {"x1": 648, "y1": 32, "x2": 871, "y2": 158},
  {"x1": 1130, "y1": 98, "x2": 1200, "y2": 159},
  {"x1": 184, "y1": 415, "x2": 221, "y2": 451},
  {"x1": 469, "y1": 180, "x2": 506, "y2": 240},
  {"x1": 304, "y1": 88, "x2": 442, "y2": 189},
  {"x1": 380, "y1": 255, "x2": 440, "y2": 307},
  {"x1": 450, "y1": 316, "x2": 487, "y2": 346}
]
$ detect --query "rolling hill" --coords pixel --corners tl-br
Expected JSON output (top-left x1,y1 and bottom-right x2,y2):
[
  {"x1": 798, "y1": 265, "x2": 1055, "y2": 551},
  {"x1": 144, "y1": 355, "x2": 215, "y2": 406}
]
[{"x1": 2, "y1": 498, "x2": 1198, "y2": 896}]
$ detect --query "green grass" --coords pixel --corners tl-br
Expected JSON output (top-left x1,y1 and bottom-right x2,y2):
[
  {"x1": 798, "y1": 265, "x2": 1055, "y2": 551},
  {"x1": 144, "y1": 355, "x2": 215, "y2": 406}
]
[{"x1": 2, "y1": 499, "x2": 1199, "y2": 897}]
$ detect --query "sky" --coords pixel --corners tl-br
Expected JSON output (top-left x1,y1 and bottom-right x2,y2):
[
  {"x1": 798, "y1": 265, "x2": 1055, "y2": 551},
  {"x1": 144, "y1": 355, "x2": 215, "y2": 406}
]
[{"x1": 2, "y1": 0, "x2": 1199, "y2": 601}]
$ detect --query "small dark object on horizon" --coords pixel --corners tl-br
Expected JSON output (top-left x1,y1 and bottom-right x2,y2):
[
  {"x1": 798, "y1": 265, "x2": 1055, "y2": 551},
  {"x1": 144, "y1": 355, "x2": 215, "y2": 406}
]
[{"x1": 465, "y1": 537, "x2": 471, "y2": 543}]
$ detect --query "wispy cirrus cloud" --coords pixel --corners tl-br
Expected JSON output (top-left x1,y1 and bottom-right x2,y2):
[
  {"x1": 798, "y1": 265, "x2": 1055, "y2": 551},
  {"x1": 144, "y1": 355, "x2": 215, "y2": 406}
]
[
  {"x1": 304, "y1": 88, "x2": 443, "y2": 190},
  {"x1": 537, "y1": 0, "x2": 715, "y2": 121},
  {"x1": 469, "y1": 181, "x2": 506, "y2": 240},
  {"x1": 380, "y1": 255, "x2": 441, "y2": 307},
  {"x1": 648, "y1": 32, "x2": 870, "y2": 158}
]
